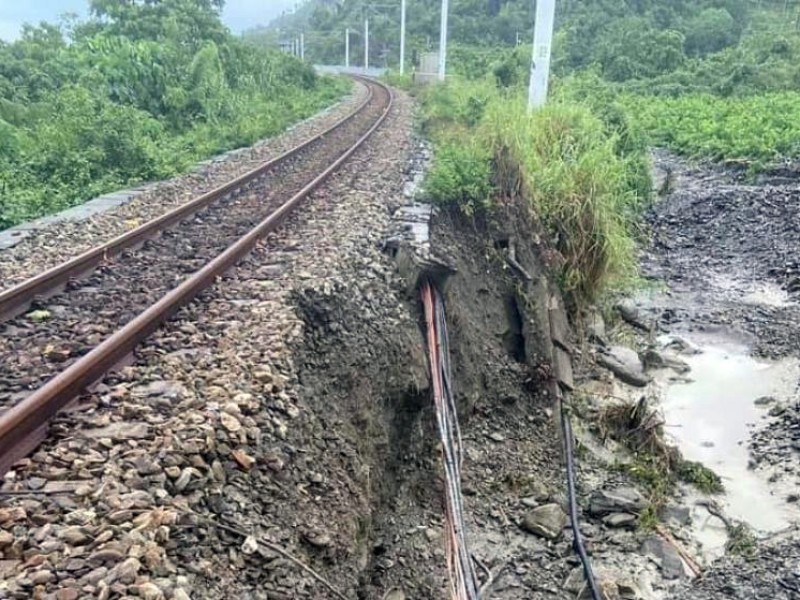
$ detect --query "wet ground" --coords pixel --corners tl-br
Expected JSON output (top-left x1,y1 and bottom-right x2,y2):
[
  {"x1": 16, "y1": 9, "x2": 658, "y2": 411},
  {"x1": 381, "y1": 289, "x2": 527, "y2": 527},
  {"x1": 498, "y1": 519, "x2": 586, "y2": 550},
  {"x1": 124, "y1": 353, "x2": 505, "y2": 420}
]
[{"x1": 628, "y1": 151, "x2": 800, "y2": 598}]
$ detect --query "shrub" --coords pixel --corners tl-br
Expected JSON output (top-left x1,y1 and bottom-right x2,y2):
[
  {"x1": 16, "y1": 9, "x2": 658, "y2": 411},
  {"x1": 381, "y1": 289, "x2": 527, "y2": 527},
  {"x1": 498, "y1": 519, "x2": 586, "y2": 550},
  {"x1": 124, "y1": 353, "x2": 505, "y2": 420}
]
[
  {"x1": 421, "y1": 80, "x2": 649, "y2": 304},
  {"x1": 425, "y1": 138, "x2": 494, "y2": 216}
]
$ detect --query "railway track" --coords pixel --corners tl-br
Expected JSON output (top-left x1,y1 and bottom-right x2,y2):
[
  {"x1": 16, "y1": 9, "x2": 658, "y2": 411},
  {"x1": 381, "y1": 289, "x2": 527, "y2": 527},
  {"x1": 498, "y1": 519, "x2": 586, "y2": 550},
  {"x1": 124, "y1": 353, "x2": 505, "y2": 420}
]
[{"x1": 0, "y1": 76, "x2": 393, "y2": 474}]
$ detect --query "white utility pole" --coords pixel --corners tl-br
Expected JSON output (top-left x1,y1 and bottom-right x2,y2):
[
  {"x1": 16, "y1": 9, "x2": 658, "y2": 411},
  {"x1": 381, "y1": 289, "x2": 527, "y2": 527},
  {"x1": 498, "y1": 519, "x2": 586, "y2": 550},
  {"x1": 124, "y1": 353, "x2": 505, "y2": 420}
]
[
  {"x1": 364, "y1": 18, "x2": 370, "y2": 73},
  {"x1": 400, "y1": 0, "x2": 407, "y2": 74},
  {"x1": 438, "y1": 0, "x2": 449, "y2": 81},
  {"x1": 345, "y1": 28, "x2": 350, "y2": 69},
  {"x1": 528, "y1": 0, "x2": 556, "y2": 110},
  {"x1": 300, "y1": 33, "x2": 305, "y2": 60}
]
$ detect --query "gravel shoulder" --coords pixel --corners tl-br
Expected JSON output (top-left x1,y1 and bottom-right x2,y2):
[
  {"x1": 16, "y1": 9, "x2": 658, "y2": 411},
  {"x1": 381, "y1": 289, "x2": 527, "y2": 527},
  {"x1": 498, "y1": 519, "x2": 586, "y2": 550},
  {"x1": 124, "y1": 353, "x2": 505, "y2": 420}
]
[
  {"x1": 0, "y1": 88, "x2": 412, "y2": 600},
  {"x1": 0, "y1": 82, "x2": 365, "y2": 290}
]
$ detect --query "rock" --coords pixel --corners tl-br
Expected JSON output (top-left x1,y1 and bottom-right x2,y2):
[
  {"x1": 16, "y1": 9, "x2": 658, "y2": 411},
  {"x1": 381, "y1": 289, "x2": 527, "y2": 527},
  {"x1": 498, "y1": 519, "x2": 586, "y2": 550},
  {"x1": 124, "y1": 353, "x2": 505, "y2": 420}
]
[
  {"x1": 107, "y1": 557, "x2": 141, "y2": 584},
  {"x1": 59, "y1": 526, "x2": 90, "y2": 546},
  {"x1": 641, "y1": 535, "x2": 686, "y2": 580},
  {"x1": 384, "y1": 590, "x2": 406, "y2": 600},
  {"x1": 616, "y1": 578, "x2": 642, "y2": 599},
  {"x1": 30, "y1": 570, "x2": 55, "y2": 585},
  {"x1": 589, "y1": 488, "x2": 647, "y2": 517},
  {"x1": 220, "y1": 412, "x2": 242, "y2": 433},
  {"x1": 0, "y1": 507, "x2": 26, "y2": 524},
  {"x1": 304, "y1": 530, "x2": 332, "y2": 548},
  {"x1": 616, "y1": 302, "x2": 649, "y2": 331},
  {"x1": 88, "y1": 549, "x2": 124, "y2": 565},
  {"x1": 521, "y1": 504, "x2": 567, "y2": 540},
  {"x1": 663, "y1": 337, "x2": 701, "y2": 356},
  {"x1": 754, "y1": 396, "x2": 777, "y2": 406},
  {"x1": 138, "y1": 582, "x2": 165, "y2": 600},
  {"x1": 133, "y1": 456, "x2": 161, "y2": 476},
  {"x1": 602, "y1": 513, "x2": 638, "y2": 529},
  {"x1": 241, "y1": 536, "x2": 259, "y2": 555},
  {"x1": 597, "y1": 347, "x2": 649, "y2": 387},
  {"x1": 578, "y1": 581, "x2": 620, "y2": 600},
  {"x1": 661, "y1": 505, "x2": 691, "y2": 526},
  {"x1": 82, "y1": 567, "x2": 108, "y2": 585},
  {"x1": 488, "y1": 431, "x2": 505, "y2": 443},
  {"x1": 564, "y1": 567, "x2": 586, "y2": 594},
  {"x1": 27, "y1": 477, "x2": 46, "y2": 490},
  {"x1": 55, "y1": 589, "x2": 79, "y2": 600},
  {"x1": 641, "y1": 349, "x2": 690, "y2": 374},
  {"x1": 0, "y1": 530, "x2": 14, "y2": 547},
  {"x1": 768, "y1": 404, "x2": 787, "y2": 417},
  {"x1": 173, "y1": 589, "x2": 191, "y2": 600},
  {"x1": 232, "y1": 449, "x2": 255, "y2": 470}
]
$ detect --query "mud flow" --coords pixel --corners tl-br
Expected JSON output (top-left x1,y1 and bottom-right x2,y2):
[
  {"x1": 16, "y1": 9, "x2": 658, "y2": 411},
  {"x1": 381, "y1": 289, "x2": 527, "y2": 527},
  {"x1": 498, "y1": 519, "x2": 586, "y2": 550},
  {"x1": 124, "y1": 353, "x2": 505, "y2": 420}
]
[{"x1": 607, "y1": 151, "x2": 800, "y2": 598}]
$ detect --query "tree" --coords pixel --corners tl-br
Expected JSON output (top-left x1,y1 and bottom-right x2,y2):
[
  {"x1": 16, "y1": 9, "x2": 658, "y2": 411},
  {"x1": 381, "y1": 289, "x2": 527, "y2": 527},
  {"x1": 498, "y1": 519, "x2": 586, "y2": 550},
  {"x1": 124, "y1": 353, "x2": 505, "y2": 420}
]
[{"x1": 684, "y1": 8, "x2": 736, "y2": 57}]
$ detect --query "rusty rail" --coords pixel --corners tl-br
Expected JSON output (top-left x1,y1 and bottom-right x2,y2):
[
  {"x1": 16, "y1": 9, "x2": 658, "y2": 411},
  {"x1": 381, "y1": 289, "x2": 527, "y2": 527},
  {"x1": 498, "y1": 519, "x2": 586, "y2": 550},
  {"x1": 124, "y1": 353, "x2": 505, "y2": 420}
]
[
  {"x1": 0, "y1": 79, "x2": 376, "y2": 323},
  {"x1": 0, "y1": 77, "x2": 393, "y2": 474}
]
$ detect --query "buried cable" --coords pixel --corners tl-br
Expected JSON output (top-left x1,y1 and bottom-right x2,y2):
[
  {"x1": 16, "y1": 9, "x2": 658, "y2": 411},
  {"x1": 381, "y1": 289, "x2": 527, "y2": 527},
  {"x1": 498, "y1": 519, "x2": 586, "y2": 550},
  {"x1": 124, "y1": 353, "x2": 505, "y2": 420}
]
[{"x1": 421, "y1": 281, "x2": 480, "y2": 600}]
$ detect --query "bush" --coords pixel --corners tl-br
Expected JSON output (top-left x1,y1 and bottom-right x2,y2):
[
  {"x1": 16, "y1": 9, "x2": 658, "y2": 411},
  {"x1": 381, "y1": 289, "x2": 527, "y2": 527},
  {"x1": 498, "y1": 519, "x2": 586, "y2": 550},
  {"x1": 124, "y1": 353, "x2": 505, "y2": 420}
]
[
  {"x1": 426, "y1": 138, "x2": 494, "y2": 216},
  {"x1": 486, "y1": 100, "x2": 640, "y2": 302},
  {"x1": 421, "y1": 80, "x2": 649, "y2": 304},
  {"x1": 619, "y1": 91, "x2": 800, "y2": 164}
]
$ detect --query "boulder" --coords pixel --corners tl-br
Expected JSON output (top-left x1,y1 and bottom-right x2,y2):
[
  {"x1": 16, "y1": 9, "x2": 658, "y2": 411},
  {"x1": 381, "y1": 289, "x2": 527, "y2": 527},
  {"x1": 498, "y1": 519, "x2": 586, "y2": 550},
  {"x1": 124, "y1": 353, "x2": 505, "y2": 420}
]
[
  {"x1": 589, "y1": 487, "x2": 647, "y2": 517},
  {"x1": 521, "y1": 503, "x2": 567, "y2": 540},
  {"x1": 597, "y1": 347, "x2": 649, "y2": 387}
]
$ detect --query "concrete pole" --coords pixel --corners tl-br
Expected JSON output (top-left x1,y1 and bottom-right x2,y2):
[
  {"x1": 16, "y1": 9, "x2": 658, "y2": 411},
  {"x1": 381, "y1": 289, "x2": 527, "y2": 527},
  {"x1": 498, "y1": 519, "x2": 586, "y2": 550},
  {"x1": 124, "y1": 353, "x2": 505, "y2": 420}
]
[
  {"x1": 365, "y1": 18, "x2": 369, "y2": 73},
  {"x1": 345, "y1": 28, "x2": 350, "y2": 69},
  {"x1": 528, "y1": 0, "x2": 556, "y2": 110},
  {"x1": 300, "y1": 33, "x2": 305, "y2": 60},
  {"x1": 438, "y1": 0, "x2": 449, "y2": 81},
  {"x1": 400, "y1": 0, "x2": 407, "y2": 75}
]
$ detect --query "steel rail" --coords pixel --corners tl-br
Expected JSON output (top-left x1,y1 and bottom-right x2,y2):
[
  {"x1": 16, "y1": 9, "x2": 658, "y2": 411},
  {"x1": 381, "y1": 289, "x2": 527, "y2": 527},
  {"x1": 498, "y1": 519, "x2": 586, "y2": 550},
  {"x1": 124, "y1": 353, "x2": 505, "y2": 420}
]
[
  {"x1": 0, "y1": 77, "x2": 393, "y2": 475},
  {"x1": 0, "y1": 79, "x2": 376, "y2": 323}
]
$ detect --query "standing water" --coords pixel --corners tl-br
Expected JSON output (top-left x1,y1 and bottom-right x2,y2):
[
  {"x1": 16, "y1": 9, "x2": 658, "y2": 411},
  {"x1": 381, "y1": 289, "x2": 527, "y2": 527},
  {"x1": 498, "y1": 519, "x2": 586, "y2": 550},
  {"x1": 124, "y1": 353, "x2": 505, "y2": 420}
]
[{"x1": 662, "y1": 336, "x2": 800, "y2": 540}]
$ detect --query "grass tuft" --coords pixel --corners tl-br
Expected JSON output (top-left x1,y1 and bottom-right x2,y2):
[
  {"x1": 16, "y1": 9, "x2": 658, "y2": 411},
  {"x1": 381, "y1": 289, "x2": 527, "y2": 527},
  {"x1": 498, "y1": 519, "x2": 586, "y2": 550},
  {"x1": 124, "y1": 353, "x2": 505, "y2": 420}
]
[{"x1": 420, "y1": 80, "x2": 649, "y2": 305}]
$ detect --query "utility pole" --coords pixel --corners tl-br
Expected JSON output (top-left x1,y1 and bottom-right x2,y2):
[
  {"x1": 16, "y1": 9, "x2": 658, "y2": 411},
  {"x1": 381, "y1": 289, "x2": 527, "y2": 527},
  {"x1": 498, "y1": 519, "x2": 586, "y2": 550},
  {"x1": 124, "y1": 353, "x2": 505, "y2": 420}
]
[
  {"x1": 345, "y1": 28, "x2": 350, "y2": 69},
  {"x1": 365, "y1": 18, "x2": 370, "y2": 73},
  {"x1": 400, "y1": 0, "x2": 407, "y2": 74},
  {"x1": 300, "y1": 33, "x2": 305, "y2": 60},
  {"x1": 438, "y1": 0, "x2": 449, "y2": 81},
  {"x1": 528, "y1": 0, "x2": 556, "y2": 110}
]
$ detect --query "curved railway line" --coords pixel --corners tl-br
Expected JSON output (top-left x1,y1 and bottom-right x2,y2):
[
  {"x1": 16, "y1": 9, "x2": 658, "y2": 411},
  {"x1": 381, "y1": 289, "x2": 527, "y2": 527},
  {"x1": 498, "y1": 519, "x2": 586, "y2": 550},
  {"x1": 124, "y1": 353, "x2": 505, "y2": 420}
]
[{"x1": 0, "y1": 76, "x2": 393, "y2": 475}]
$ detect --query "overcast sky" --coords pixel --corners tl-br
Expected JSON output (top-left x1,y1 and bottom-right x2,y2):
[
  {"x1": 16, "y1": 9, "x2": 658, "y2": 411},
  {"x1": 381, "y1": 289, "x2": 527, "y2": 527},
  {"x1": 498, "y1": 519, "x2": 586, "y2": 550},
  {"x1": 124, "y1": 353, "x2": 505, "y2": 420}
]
[{"x1": 0, "y1": 0, "x2": 297, "y2": 42}]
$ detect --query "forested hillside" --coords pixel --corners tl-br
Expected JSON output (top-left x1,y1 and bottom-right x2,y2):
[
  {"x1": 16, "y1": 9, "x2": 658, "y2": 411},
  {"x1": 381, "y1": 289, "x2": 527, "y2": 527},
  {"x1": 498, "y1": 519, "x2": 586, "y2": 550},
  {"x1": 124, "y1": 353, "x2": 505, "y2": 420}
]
[
  {"x1": 257, "y1": 0, "x2": 800, "y2": 166},
  {"x1": 249, "y1": 0, "x2": 753, "y2": 73},
  {"x1": 0, "y1": 0, "x2": 345, "y2": 229}
]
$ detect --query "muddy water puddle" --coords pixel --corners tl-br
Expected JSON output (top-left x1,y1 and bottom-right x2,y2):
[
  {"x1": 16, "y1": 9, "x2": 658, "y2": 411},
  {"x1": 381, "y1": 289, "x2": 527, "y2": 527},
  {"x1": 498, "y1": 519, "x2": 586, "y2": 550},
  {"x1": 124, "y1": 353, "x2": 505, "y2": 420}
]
[{"x1": 660, "y1": 334, "x2": 800, "y2": 550}]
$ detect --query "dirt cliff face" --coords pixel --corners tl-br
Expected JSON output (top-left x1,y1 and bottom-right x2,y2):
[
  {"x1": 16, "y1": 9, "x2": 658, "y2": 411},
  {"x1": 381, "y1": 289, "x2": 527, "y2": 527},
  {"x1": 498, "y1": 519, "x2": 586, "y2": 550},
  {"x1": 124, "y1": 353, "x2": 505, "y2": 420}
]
[{"x1": 288, "y1": 195, "x2": 579, "y2": 598}]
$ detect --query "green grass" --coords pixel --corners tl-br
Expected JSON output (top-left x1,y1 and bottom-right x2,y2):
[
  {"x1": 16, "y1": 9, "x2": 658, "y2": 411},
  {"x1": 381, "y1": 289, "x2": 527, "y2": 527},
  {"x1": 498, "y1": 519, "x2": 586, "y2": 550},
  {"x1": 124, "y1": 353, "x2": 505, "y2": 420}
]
[
  {"x1": 619, "y1": 91, "x2": 800, "y2": 166},
  {"x1": 419, "y1": 79, "x2": 649, "y2": 305}
]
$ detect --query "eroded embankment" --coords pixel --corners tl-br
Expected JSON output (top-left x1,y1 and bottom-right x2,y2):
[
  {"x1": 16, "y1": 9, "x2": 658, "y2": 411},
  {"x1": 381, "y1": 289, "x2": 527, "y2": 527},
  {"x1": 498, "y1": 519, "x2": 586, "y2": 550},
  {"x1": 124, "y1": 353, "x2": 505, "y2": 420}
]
[{"x1": 289, "y1": 198, "x2": 578, "y2": 598}]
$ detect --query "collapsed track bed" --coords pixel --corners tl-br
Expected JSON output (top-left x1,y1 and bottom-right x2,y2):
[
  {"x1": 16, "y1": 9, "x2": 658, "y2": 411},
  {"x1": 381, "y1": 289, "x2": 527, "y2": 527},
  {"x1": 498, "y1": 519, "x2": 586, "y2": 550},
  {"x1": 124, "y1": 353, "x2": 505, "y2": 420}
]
[{"x1": 0, "y1": 81, "x2": 390, "y2": 412}]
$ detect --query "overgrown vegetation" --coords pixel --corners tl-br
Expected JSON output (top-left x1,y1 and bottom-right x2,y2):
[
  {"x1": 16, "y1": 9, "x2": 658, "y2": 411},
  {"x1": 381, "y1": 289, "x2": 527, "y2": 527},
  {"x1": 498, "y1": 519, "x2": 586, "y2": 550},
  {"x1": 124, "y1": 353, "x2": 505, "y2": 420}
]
[
  {"x1": 0, "y1": 0, "x2": 346, "y2": 229},
  {"x1": 273, "y1": 0, "x2": 800, "y2": 168},
  {"x1": 419, "y1": 78, "x2": 648, "y2": 304},
  {"x1": 599, "y1": 397, "x2": 723, "y2": 528}
]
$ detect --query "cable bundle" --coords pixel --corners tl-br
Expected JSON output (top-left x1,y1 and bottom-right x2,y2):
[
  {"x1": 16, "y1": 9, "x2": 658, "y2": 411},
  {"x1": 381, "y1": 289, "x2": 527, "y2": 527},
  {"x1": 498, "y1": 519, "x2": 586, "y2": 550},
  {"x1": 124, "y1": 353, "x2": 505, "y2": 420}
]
[{"x1": 421, "y1": 281, "x2": 479, "y2": 600}]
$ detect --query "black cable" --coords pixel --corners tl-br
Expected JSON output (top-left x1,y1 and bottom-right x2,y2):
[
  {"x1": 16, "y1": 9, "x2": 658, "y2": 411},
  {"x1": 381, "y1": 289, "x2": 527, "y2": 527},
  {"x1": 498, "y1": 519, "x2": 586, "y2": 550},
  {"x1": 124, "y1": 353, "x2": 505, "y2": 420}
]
[{"x1": 560, "y1": 399, "x2": 603, "y2": 600}]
